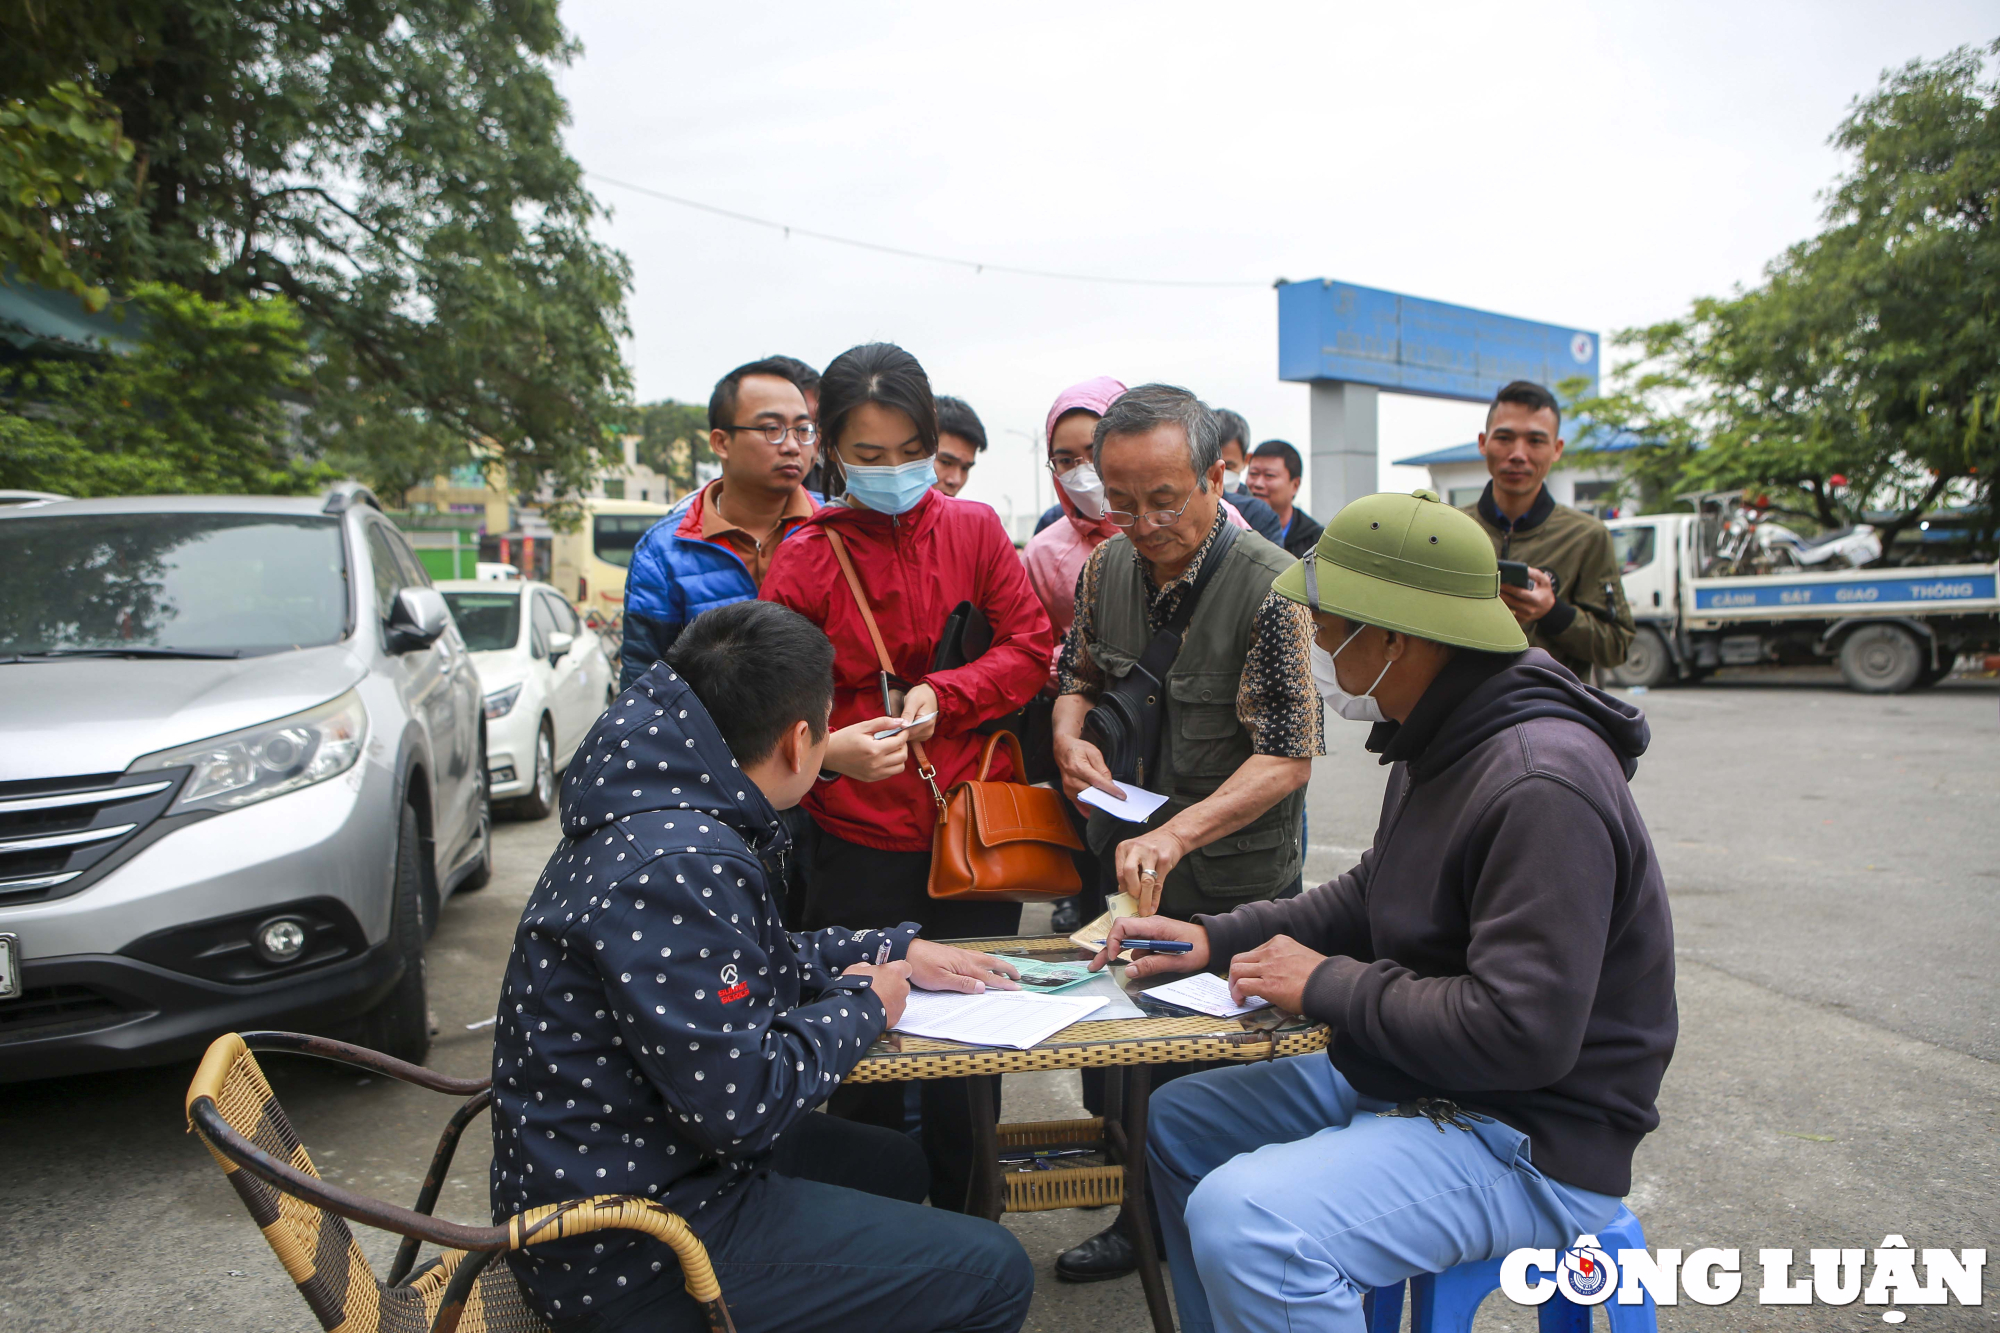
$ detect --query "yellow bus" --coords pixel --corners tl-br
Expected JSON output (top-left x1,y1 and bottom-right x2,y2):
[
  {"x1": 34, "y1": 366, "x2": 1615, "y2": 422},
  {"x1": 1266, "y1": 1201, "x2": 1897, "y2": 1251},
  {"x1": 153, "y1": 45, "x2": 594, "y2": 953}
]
[{"x1": 550, "y1": 496, "x2": 676, "y2": 631}]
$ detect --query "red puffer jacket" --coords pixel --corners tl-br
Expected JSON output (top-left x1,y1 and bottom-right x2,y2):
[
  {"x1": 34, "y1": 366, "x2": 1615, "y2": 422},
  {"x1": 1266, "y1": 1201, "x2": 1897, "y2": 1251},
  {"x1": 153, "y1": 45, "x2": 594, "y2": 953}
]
[{"x1": 761, "y1": 488, "x2": 1053, "y2": 852}]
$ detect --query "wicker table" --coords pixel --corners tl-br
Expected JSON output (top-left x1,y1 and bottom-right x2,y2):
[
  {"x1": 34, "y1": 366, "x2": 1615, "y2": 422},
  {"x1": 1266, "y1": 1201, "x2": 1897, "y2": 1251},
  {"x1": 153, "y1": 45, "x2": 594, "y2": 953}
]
[{"x1": 847, "y1": 935, "x2": 1329, "y2": 1333}]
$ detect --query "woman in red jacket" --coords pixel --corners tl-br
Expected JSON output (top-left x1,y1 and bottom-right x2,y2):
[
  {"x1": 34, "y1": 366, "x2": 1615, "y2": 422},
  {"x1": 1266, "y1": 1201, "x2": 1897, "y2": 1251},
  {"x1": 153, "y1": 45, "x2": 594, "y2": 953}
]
[
  {"x1": 762, "y1": 343, "x2": 1052, "y2": 1212},
  {"x1": 762, "y1": 343, "x2": 1053, "y2": 938}
]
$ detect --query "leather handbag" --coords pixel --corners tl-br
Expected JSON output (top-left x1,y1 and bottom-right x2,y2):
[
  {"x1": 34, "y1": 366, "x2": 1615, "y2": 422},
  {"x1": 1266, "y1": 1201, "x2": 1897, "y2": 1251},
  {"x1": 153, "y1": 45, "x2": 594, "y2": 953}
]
[
  {"x1": 926, "y1": 730, "x2": 1083, "y2": 903},
  {"x1": 824, "y1": 529, "x2": 1083, "y2": 903}
]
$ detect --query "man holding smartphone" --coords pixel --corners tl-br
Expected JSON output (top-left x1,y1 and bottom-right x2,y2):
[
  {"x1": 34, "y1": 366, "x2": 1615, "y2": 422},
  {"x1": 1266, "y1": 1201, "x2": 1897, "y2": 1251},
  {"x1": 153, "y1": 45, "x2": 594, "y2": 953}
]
[{"x1": 1463, "y1": 380, "x2": 1635, "y2": 680}]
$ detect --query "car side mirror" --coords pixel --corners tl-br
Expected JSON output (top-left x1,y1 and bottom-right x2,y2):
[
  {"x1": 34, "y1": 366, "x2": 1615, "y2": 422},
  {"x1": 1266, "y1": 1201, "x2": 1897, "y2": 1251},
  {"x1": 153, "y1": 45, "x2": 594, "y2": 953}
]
[
  {"x1": 387, "y1": 586, "x2": 450, "y2": 652},
  {"x1": 546, "y1": 630, "x2": 574, "y2": 662}
]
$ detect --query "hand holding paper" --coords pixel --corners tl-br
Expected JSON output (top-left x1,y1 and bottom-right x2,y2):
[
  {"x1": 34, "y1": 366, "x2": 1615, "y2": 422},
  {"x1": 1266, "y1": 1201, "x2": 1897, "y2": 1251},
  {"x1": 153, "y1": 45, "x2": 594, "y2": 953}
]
[
  {"x1": 1077, "y1": 782, "x2": 1169, "y2": 823},
  {"x1": 873, "y1": 711, "x2": 938, "y2": 740},
  {"x1": 1145, "y1": 972, "x2": 1270, "y2": 1018}
]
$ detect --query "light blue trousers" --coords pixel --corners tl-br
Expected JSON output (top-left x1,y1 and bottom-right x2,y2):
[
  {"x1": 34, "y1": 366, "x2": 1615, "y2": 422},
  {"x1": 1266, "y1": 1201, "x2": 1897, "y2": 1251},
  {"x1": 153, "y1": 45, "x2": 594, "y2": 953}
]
[{"x1": 1147, "y1": 1055, "x2": 1621, "y2": 1333}]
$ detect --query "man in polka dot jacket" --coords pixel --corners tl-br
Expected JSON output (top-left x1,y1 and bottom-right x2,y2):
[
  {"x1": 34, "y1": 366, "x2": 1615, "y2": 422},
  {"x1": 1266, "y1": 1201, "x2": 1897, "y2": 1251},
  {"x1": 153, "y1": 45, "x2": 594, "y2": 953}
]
[{"x1": 490, "y1": 600, "x2": 1034, "y2": 1332}]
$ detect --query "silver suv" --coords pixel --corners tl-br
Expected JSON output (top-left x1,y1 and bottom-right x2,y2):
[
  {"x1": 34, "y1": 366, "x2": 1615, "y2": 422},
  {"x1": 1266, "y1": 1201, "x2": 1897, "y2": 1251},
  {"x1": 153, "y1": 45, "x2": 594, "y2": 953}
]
[{"x1": 0, "y1": 484, "x2": 488, "y2": 1079}]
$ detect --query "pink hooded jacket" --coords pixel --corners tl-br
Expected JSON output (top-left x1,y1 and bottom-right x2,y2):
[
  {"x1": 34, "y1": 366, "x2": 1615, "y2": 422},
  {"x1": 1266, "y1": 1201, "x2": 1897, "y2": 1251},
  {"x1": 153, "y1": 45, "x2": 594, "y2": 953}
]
[{"x1": 1022, "y1": 375, "x2": 1246, "y2": 681}]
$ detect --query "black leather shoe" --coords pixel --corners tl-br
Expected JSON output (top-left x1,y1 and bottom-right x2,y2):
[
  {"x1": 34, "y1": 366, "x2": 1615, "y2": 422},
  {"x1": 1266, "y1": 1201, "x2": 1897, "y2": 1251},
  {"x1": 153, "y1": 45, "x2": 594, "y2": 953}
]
[
  {"x1": 1055, "y1": 1224, "x2": 1138, "y2": 1283},
  {"x1": 1049, "y1": 898, "x2": 1083, "y2": 935}
]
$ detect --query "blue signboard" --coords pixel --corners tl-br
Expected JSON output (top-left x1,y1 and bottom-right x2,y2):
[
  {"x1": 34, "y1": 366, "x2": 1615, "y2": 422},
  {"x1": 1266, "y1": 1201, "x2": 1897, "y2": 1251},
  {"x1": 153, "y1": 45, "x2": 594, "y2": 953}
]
[
  {"x1": 1278, "y1": 279, "x2": 1599, "y2": 404},
  {"x1": 1692, "y1": 572, "x2": 1997, "y2": 612}
]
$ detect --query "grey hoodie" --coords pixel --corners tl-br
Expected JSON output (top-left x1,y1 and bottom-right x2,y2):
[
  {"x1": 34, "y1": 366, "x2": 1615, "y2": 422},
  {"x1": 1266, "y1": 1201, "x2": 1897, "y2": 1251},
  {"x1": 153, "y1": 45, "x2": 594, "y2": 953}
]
[{"x1": 1199, "y1": 649, "x2": 1676, "y2": 1196}]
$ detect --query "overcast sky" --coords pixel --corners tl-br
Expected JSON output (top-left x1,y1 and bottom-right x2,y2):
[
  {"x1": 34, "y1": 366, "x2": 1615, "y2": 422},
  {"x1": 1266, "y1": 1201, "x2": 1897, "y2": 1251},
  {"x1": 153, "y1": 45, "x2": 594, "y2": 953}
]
[{"x1": 555, "y1": 1, "x2": 1995, "y2": 526}]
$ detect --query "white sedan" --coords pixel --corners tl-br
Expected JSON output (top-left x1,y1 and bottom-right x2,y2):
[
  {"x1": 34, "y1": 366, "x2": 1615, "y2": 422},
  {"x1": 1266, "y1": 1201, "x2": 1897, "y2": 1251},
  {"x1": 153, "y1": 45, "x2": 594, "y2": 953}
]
[{"x1": 439, "y1": 579, "x2": 615, "y2": 819}]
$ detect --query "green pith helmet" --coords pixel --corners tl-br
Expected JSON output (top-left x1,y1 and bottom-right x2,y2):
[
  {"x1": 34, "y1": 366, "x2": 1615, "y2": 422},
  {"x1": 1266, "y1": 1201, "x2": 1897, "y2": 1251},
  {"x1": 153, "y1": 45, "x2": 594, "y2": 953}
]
[{"x1": 1272, "y1": 489, "x2": 1529, "y2": 652}]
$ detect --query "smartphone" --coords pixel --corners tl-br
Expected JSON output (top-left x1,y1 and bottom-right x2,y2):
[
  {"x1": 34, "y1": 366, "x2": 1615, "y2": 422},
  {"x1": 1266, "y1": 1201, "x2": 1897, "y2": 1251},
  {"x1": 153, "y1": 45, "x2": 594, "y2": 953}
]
[
  {"x1": 1497, "y1": 559, "x2": 1533, "y2": 589},
  {"x1": 878, "y1": 670, "x2": 912, "y2": 719}
]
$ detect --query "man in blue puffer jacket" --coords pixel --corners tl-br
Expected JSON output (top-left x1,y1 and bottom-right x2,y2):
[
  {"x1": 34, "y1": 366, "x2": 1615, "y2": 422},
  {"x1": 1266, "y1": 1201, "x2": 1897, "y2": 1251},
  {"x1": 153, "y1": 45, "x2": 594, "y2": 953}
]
[
  {"x1": 492, "y1": 600, "x2": 1033, "y2": 1332},
  {"x1": 619, "y1": 358, "x2": 823, "y2": 688}
]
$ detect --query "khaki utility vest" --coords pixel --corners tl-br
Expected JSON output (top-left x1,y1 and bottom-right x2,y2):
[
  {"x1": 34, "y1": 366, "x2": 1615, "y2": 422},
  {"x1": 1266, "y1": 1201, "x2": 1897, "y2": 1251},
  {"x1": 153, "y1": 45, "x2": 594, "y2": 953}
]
[{"x1": 1084, "y1": 528, "x2": 1304, "y2": 919}]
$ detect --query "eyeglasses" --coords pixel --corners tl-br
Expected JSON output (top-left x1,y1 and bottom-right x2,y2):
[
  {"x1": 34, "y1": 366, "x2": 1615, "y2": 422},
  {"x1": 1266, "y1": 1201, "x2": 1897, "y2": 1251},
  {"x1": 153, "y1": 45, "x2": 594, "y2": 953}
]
[
  {"x1": 1048, "y1": 455, "x2": 1090, "y2": 476},
  {"x1": 1104, "y1": 489, "x2": 1198, "y2": 529},
  {"x1": 722, "y1": 421, "x2": 818, "y2": 446}
]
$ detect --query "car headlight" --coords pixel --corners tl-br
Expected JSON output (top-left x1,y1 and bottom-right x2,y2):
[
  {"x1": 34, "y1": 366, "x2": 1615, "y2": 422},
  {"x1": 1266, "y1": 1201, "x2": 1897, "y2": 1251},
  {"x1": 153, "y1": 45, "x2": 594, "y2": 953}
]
[
  {"x1": 484, "y1": 683, "x2": 522, "y2": 718},
  {"x1": 135, "y1": 689, "x2": 368, "y2": 814}
]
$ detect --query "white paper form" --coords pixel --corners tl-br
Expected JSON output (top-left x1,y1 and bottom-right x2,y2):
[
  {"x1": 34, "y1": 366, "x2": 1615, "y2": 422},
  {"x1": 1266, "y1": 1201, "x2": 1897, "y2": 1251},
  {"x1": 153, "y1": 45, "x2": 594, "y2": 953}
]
[
  {"x1": 1144, "y1": 972, "x2": 1270, "y2": 1018},
  {"x1": 892, "y1": 990, "x2": 1109, "y2": 1049},
  {"x1": 1077, "y1": 783, "x2": 1170, "y2": 823}
]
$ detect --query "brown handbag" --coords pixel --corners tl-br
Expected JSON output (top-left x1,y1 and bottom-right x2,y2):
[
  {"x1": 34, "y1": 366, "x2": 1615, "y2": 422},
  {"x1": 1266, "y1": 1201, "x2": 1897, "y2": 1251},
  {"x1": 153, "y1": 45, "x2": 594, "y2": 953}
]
[{"x1": 824, "y1": 528, "x2": 1084, "y2": 903}]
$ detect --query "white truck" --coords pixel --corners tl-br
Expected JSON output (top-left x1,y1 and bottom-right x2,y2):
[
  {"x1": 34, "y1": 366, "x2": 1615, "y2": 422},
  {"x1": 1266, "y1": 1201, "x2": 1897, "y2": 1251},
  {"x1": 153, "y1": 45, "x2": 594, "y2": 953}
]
[{"x1": 1603, "y1": 511, "x2": 2000, "y2": 693}]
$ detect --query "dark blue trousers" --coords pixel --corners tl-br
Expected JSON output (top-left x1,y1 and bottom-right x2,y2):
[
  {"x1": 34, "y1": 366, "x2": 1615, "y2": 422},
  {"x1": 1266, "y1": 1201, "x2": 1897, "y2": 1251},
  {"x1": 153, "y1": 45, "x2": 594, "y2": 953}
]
[{"x1": 557, "y1": 1113, "x2": 1032, "y2": 1333}]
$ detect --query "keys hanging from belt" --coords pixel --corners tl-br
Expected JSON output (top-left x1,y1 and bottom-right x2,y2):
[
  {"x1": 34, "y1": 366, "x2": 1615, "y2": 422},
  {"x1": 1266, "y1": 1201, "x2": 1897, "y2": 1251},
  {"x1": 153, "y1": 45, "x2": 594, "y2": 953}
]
[{"x1": 1381, "y1": 1097, "x2": 1495, "y2": 1134}]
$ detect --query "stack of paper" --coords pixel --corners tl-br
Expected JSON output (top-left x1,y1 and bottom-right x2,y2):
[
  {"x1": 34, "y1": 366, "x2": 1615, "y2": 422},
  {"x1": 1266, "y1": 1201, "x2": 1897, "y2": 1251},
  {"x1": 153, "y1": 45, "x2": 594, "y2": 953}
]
[
  {"x1": 1142, "y1": 973, "x2": 1270, "y2": 1018},
  {"x1": 893, "y1": 989, "x2": 1108, "y2": 1049}
]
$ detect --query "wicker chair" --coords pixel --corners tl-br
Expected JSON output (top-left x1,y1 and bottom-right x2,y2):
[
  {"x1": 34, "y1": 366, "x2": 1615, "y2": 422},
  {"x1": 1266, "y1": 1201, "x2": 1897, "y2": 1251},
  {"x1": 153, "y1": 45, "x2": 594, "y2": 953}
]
[{"x1": 184, "y1": 1030, "x2": 734, "y2": 1333}]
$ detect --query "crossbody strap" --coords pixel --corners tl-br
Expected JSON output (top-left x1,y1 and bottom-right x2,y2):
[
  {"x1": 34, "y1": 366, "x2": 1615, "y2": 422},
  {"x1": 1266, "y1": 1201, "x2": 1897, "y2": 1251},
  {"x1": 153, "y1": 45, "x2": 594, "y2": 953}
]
[
  {"x1": 1134, "y1": 516, "x2": 1240, "y2": 682},
  {"x1": 825, "y1": 527, "x2": 895, "y2": 672},
  {"x1": 824, "y1": 527, "x2": 943, "y2": 809}
]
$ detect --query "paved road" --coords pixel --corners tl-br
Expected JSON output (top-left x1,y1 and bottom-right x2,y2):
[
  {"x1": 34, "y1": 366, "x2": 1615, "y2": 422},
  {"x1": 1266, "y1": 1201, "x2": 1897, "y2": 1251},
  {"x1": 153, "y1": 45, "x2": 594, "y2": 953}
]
[{"x1": 1, "y1": 670, "x2": 1994, "y2": 1331}]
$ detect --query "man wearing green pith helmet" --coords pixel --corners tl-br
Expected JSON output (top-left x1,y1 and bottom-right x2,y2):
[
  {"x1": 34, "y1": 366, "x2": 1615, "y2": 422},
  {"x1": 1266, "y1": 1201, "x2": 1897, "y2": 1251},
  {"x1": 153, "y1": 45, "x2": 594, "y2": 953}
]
[{"x1": 1089, "y1": 490, "x2": 1678, "y2": 1333}]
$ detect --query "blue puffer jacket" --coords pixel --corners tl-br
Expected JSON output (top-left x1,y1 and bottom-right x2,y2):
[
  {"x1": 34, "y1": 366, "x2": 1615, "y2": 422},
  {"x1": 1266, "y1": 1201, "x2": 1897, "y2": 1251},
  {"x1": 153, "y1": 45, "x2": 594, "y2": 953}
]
[
  {"x1": 618, "y1": 488, "x2": 821, "y2": 688},
  {"x1": 489, "y1": 662, "x2": 917, "y2": 1323}
]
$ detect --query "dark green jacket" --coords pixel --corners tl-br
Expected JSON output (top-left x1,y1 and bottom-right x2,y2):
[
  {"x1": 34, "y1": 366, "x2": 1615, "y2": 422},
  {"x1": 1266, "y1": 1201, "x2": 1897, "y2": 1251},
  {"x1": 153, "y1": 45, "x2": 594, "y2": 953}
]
[
  {"x1": 1462, "y1": 483, "x2": 1635, "y2": 677},
  {"x1": 1083, "y1": 530, "x2": 1303, "y2": 919}
]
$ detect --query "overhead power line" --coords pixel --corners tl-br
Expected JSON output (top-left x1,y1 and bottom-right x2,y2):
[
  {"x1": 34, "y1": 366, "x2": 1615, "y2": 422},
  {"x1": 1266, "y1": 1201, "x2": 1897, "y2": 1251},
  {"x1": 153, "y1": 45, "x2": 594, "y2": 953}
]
[{"x1": 585, "y1": 171, "x2": 1272, "y2": 290}]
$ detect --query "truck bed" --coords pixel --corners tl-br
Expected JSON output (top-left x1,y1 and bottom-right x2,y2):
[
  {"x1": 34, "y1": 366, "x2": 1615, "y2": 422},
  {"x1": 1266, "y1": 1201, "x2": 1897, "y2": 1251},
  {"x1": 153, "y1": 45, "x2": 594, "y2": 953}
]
[{"x1": 1687, "y1": 562, "x2": 1999, "y2": 626}]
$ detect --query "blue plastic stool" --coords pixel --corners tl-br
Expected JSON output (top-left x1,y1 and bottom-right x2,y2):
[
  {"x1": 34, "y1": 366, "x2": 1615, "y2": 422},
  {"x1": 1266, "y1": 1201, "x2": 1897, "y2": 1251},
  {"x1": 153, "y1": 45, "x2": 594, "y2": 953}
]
[{"x1": 1362, "y1": 1206, "x2": 1657, "y2": 1333}]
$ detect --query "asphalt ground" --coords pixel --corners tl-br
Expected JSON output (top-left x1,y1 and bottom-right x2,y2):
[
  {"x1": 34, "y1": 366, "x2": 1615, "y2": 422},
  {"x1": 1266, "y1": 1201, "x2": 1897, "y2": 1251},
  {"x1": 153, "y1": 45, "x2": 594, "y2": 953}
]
[{"x1": 0, "y1": 667, "x2": 1994, "y2": 1331}]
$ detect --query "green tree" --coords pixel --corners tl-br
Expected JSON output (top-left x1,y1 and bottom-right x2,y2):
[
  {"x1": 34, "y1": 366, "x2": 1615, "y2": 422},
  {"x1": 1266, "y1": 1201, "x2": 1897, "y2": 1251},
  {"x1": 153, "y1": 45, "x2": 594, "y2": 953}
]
[
  {"x1": 0, "y1": 282, "x2": 332, "y2": 496},
  {"x1": 0, "y1": 0, "x2": 632, "y2": 501},
  {"x1": 1574, "y1": 42, "x2": 2000, "y2": 554},
  {"x1": 0, "y1": 81, "x2": 133, "y2": 311},
  {"x1": 633, "y1": 399, "x2": 713, "y2": 497}
]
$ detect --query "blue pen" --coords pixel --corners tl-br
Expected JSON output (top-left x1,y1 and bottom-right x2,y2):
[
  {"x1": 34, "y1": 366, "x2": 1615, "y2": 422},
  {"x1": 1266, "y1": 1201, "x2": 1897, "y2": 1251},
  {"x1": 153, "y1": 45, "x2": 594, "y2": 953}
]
[{"x1": 1091, "y1": 938, "x2": 1194, "y2": 953}]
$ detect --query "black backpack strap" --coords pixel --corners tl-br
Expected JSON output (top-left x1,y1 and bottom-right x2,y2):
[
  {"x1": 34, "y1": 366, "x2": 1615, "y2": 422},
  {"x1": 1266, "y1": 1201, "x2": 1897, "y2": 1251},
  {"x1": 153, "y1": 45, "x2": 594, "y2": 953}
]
[
  {"x1": 1166, "y1": 519, "x2": 1238, "y2": 633},
  {"x1": 1134, "y1": 515, "x2": 1240, "y2": 682}
]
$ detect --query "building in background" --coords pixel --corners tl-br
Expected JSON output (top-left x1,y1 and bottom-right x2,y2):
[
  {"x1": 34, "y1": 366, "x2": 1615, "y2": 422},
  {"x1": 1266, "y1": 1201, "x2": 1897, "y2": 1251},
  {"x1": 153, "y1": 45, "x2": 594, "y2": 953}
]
[
  {"x1": 581, "y1": 434, "x2": 672, "y2": 505},
  {"x1": 398, "y1": 436, "x2": 676, "y2": 596}
]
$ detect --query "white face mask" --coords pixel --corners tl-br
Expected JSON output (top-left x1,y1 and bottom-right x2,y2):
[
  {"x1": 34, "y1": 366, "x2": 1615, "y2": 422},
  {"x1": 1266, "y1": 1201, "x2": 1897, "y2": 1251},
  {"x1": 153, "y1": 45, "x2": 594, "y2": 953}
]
[
  {"x1": 1056, "y1": 462, "x2": 1108, "y2": 519},
  {"x1": 1223, "y1": 466, "x2": 1245, "y2": 493},
  {"x1": 1311, "y1": 625, "x2": 1394, "y2": 724}
]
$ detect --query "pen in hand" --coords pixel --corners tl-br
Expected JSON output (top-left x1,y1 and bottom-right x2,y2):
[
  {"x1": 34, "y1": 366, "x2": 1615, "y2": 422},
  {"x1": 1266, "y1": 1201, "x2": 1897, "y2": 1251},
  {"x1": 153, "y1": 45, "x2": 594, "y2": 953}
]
[{"x1": 1090, "y1": 938, "x2": 1194, "y2": 954}]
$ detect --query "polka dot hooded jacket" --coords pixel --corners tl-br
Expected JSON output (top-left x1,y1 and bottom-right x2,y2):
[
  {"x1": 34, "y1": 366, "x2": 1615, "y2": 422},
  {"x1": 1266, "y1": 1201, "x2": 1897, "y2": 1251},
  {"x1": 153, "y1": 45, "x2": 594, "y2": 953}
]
[{"x1": 488, "y1": 664, "x2": 919, "y2": 1321}]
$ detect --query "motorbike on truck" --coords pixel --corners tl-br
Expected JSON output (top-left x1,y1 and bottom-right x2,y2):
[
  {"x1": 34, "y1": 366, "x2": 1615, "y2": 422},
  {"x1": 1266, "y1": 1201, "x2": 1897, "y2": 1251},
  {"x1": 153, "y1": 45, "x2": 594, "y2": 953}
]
[{"x1": 1604, "y1": 492, "x2": 1999, "y2": 694}]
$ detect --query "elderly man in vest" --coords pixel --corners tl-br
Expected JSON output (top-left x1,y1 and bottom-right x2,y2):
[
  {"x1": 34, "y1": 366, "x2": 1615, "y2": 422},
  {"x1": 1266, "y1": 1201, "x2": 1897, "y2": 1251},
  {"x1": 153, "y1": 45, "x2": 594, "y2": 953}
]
[
  {"x1": 1094, "y1": 490, "x2": 1675, "y2": 1333},
  {"x1": 1049, "y1": 383, "x2": 1324, "y2": 1281}
]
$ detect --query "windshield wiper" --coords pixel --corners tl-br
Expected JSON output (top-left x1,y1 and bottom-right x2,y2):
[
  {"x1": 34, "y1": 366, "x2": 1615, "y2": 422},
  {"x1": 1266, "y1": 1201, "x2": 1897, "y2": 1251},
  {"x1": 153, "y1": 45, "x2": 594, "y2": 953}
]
[{"x1": 0, "y1": 647, "x2": 246, "y2": 661}]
